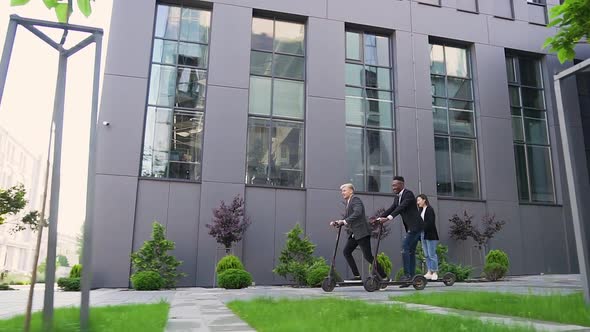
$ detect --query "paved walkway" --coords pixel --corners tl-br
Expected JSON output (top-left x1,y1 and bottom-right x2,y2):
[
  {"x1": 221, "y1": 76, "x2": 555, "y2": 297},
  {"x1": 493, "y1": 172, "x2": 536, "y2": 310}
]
[{"x1": 0, "y1": 274, "x2": 587, "y2": 331}]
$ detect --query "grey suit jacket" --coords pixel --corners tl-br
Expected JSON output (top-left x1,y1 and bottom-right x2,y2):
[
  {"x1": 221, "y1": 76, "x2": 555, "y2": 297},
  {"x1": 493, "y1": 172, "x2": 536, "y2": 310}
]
[{"x1": 344, "y1": 196, "x2": 372, "y2": 240}]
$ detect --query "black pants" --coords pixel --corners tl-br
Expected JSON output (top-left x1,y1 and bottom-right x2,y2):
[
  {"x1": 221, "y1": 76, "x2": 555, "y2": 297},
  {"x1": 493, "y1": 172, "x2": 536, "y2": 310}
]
[{"x1": 343, "y1": 235, "x2": 386, "y2": 278}]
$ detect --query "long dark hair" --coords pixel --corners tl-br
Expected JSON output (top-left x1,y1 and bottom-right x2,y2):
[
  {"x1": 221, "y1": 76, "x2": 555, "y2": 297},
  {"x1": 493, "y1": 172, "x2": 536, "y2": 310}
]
[{"x1": 417, "y1": 194, "x2": 429, "y2": 206}]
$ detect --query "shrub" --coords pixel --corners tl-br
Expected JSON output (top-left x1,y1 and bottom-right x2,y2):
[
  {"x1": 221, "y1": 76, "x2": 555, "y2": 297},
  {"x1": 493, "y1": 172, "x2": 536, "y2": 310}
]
[
  {"x1": 130, "y1": 222, "x2": 186, "y2": 289},
  {"x1": 273, "y1": 224, "x2": 317, "y2": 286},
  {"x1": 206, "y1": 195, "x2": 251, "y2": 252},
  {"x1": 306, "y1": 259, "x2": 331, "y2": 287},
  {"x1": 369, "y1": 252, "x2": 393, "y2": 277},
  {"x1": 439, "y1": 262, "x2": 472, "y2": 282},
  {"x1": 218, "y1": 269, "x2": 252, "y2": 289},
  {"x1": 0, "y1": 283, "x2": 14, "y2": 291},
  {"x1": 57, "y1": 277, "x2": 80, "y2": 291},
  {"x1": 216, "y1": 255, "x2": 244, "y2": 275},
  {"x1": 484, "y1": 249, "x2": 510, "y2": 281},
  {"x1": 131, "y1": 271, "x2": 164, "y2": 291},
  {"x1": 70, "y1": 264, "x2": 82, "y2": 278}
]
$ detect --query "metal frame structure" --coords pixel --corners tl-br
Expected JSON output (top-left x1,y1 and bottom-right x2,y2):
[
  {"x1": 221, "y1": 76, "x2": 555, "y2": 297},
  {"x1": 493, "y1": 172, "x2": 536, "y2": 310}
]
[
  {"x1": 0, "y1": 15, "x2": 103, "y2": 331},
  {"x1": 554, "y1": 58, "x2": 590, "y2": 305}
]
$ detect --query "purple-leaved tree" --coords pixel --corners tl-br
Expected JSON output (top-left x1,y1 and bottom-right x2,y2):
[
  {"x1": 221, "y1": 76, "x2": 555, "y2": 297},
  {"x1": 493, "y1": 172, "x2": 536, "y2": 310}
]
[{"x1": 206, "y1": 195, "x2": 251, "y2": 253}]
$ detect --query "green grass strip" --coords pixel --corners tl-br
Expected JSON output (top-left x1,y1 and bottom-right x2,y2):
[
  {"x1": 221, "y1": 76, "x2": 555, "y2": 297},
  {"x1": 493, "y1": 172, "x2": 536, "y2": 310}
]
[
  {"x1": 0, "y1": 302, "x2": 170, "y2": 332},
  {"x1": 228, "y1": 297, "x2": 534, "y2": 332},
  {"x1": 394, "y1": 291, "x2": 590, "y2": 327}
]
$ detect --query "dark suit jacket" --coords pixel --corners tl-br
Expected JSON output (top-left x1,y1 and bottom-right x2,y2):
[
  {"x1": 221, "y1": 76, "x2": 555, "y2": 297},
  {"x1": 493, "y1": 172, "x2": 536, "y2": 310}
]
[
  {"x1": 344, "y1": 196, "x2": 372, "y2": 240},
  {"x1": 381, "y1": 189, "x2": 424, "y2": 233},
  {"x1": 420, "y1": 205, "x2": 439, "y2": 240}
]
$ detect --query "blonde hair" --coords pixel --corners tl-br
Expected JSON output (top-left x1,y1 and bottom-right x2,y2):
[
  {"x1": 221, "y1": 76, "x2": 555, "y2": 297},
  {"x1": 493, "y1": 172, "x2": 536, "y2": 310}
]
[{"x1": 340, "y1": 183, "x2": 355, "y2": 192}]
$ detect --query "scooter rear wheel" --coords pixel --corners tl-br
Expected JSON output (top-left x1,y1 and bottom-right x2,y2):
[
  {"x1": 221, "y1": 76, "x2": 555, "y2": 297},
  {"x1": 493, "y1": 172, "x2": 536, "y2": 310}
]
[
  {"x1": 412, "y1": 275, "x2": 427, "y2": 290},
  {"x1": 363, "y1": 276, "x2": 378, "y2": 292},
  {"x1": 443, "y1": 272, "x2": 456, "y2": 286},
  {"x1": 321, "y1": 277, "x2": 336, "y2": 292}
]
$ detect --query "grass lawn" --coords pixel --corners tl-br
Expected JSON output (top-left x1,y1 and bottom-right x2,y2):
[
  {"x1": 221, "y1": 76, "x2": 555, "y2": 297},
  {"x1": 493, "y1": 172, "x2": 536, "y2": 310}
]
[
  {"x1": 0, "y1": 302, "x2": 170, "y2": 332},
  {"x1": 394, "y1": 291, "x2": 590, "y2": 327},
  {"x1": 227, "y1": 298, "x2": 534, "y2": 332}
]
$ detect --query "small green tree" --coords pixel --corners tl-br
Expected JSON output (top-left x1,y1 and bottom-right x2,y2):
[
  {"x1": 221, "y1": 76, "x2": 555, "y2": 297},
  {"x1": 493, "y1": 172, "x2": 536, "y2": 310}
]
[
  {"x1": 544, "y1": 0, "x2": 590, "y2": 63},
  {"x1": 0, "y1": 184, "x2": 26, "y2": 225},
  {"x1": 273, "y1": 224, "x2": 317, "y2": 286},
  {"x1": 10, "y1": 0, "x2": 93, "y2": 23},
  {"x1": 130, "y1": 222, "x2": 186, "y2": 289},
  {"x1": 56, "y1": 255, "x2": 69, "y2": 267},
  {"x1": 0, "y1": 185, "x2": 44, "y2": 233}
]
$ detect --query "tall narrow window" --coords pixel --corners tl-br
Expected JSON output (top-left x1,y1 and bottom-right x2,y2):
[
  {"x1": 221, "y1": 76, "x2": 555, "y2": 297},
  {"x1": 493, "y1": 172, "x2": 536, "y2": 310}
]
[
  {"x1": 506, "y1": 54, "x2": 554, "y2": 203},
  {"x1": 345, "y1": 31, "x2": 394, "y2": 193},
  {"x1": 245, "y1": 17, "x2": 305, "y2": 188},
  {"x1": 430, "y1": 43, "x2": 479, "y2": 198},
  {"x1": 141, "y1": 4, "x2": 211, "y2": 181}
]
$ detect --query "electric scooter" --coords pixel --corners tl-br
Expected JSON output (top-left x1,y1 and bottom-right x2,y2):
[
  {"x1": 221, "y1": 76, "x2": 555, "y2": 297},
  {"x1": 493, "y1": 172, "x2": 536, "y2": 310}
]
[
  {"x1": 363, "y1": 221, "x2": 456, "y2": 291},
  {"x1": 321, "y1": 224, "x2": 364, "y2": 292}
]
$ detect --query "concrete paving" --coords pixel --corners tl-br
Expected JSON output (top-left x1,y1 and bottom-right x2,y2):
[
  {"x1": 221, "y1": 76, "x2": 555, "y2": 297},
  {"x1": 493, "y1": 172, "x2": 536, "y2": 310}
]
[{"x1": 0, "y1": 274, "x2": 587, "y2": 331}]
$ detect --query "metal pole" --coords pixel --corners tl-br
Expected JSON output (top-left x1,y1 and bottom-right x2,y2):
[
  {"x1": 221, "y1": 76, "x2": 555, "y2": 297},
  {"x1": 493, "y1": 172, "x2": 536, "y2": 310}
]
[
  {"x1": 0, "y1": 18, "x2": 18, "y2": 108},
  {"x1": 42, "y1": 52, "x2": 68, "y2": 331},
  {"x1": 24, "y1": 124, "x2": 54, "y2": 332},
  {"x1": 80, "y1": 32, "x2": 102, "y2": 331},
  {"x1": 554, "y1": 77, "x2": 590, "y2": 305}
]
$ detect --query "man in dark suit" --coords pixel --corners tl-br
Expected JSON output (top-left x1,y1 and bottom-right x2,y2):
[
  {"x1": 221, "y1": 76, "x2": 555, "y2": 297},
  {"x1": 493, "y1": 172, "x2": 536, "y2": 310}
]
[
  {"x1": 377, "y1": 176, "x2": 423, "y2": 284},
  {"x1": 331, "y1": 183, "x2": 386, "y2": 281}
]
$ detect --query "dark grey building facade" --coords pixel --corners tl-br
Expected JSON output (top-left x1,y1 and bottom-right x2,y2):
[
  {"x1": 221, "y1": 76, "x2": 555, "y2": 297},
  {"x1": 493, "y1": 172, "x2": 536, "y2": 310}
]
[{"x1": 90, "y1": 0, "x2": 590, "y2": 288}]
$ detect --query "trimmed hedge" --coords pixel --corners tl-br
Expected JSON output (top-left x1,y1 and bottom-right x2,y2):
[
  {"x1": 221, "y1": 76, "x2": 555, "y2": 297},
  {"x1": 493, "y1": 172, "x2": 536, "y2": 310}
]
[
  {"x1": 484, "y1": 249, "x2": 509, "y2": 281},
  {"x1": 57, "y1": 277, "x2": 81, "y2": 291},
  {"x1": 218, "y1": 269, "x2": 252, "y2": 289},
  {"x1": 216, "y1": 255, "x2": 245, "y2": 275},
  {"x1": 131, "y1": 271, "x2": 164, "y2": 291}
]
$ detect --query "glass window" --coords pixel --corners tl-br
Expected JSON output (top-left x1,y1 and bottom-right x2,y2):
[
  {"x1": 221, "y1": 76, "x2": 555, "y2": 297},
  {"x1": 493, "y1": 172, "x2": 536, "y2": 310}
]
[
  {"x1": 142, "y1": 4, "x2": 211, "y2": 181},
  {"x1": 346, "y1": 32, "x2": 361, "y2": 61},
  {"x1": 519, "y1": 57, "x2": 543, "y2": 87},
  {"x1": 345, "y1": 31, "x2": 394, "y2": 193},
  {"x1": 527, "y1": 145, "x2": 554, "y2": 202},
  {"x1": 346, "y1": 127, "x2": 365, "y2": 192},
  {"x1": 179, "y1": 8, "x2": 210, "y2": 43},
  {"x1": 366, "y1": 129, "x2": 394, "y2": 192},
  {"x1": 444, "y1": 46, "x2": 469, "y2": 78},
  {"x1": 252, "y1": 18, "x2": 273, "y2": 51},
  {"x1": 175, "y1": 67, "x2": 207, "y2": 109},
  {"x1": 246, "y1": 17, "x2": 306, "y2": 188},
  {"x1": 249, "y1": 76, "x2": 272, "y2": 116},
  {"x1": 154, "y1": 5, "x2": 180, "y2": 40},
  {"x1": 270, "y1": 120, "x2": 304, "y2": 187},
  {"x1": 274, "y1": 21, "x2": 305, "y2": 55},
  {"x1": 431, "y1": 43, "x2": 479, "y2": 198},
  {"x1": 273, "y1": 79, "x2": 304, "y2": 119},
  {"x1": 451, "y1": 138, "x2": 479, "y2": 198},
  {"x1": 506, "y1": 54, "x2": 554, "y2": 203},
  {"x1": 273, "y1": 54, "x2": 305, "y2": 80},
  {"x1": 250, "y1": 51, "x2": 273, "y2": 76},
  {"x1": 435, "y1": 137, "x2": 452, "y2": 196}
]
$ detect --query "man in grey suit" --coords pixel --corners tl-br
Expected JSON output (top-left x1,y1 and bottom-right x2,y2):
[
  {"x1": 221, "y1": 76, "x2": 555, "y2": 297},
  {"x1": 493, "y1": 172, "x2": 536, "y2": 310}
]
[{"x1": 331, "y1": 183, "x2": 387, "y2": 281}]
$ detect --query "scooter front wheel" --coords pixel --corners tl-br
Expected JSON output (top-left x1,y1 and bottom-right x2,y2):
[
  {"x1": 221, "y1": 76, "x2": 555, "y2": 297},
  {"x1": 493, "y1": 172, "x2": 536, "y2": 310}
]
[
  {"x1": 321, "y1": 277, "x2": 336, "y2": 292},
  {"x1": 363, "y1": 276, "x2": 378, "y2": 292},
  {"x1": 443, "y1": 272, "x2": 456, "y2": 286}
]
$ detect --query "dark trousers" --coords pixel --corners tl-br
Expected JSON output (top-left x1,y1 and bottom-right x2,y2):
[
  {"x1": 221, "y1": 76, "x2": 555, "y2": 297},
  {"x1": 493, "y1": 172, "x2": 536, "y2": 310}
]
[
  {"x1": 343, "y1": 235, "x2": 386, "y2": 278},
  {"x1": 402, "y1": 230, "x2": 422, "y2": 277}
]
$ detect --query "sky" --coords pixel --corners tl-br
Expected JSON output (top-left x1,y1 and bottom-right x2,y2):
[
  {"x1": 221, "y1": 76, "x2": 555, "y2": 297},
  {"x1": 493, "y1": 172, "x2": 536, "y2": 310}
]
[{"x1": 0, "y1": 1, "x2": 113, "y2": 236}]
